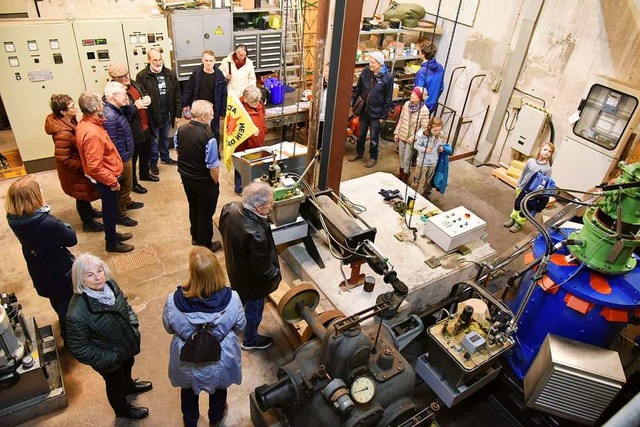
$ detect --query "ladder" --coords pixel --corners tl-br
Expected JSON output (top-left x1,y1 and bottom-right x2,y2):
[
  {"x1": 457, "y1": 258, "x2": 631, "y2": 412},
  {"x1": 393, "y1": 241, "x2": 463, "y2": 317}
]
[{"x1": 282, "y1": 0, "x2": 305, "y2": 89}]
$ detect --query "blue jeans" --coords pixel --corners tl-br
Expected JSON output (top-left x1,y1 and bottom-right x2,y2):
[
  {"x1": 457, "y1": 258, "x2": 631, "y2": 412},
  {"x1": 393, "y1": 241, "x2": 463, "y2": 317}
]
[
  {"x1": 150, "y1": 117, "x2": 172, "y2": 165},
  {"x1": 242, "y1": 298, "x2": 265, "y2": 345},
  {"x1": 181, "y1": 388, "x2": 227, "y2": 426},
  {"x1": 356, "y1": 115, "x2": 382, "y2": 160},
  {"x1": 95, "y1": 182, "x2": 119, "y2": 246},
  {"x1": 234, "y1": 169, "x2": 242, "y2": 193}
]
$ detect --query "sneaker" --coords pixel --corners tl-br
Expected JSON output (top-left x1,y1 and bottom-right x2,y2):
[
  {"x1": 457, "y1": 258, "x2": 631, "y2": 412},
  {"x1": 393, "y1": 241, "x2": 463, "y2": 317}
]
[
  {"x1": 106, "y1": 242, "x2": 134, "y2": 253},
  {"x1": 117, "y1": 232, "x2": 133, "y2": 242},
  {"x1": 126, "y1": 201, "x2": 144, "y2": 210},
  {"x1": 150, "y1": 165, "x2": 160, "y2": 175},
  {"x1": 509, "y1": 223, "x2": 523, "y2": 233},
  {"x1": 132, "y1": 184, "x2": 147, "y2": 194},
  {"x1": 82, "y1": 221, "x2": 104, "y2": 232},
  {"x1": 210, "y1": 241, "x2": 223, "y2": 252},
  {"x1": 140, "y1": 174, "x2": 159, "y2": 182},
  {"x1": 347, "y1": 154, "x2": 363, "y2": 162},
  {"x1": 90, "y1": 208, "x2": 103, "y2": 218},
  {"x1": 503, "y1": 218, "x2": 516, "y2": 228},
  {"x1": 241, "y1": 335, "x2": 274, "y2": 351},
  {"x1": 161, "y1": 158, "x2": 177, "y2": 165},
  {"x1": 117, "y1": 216, "x2": 138, "y2": 227},
  {"x1": 365, "y1": 158, "x2": 377, "y2": 168}
]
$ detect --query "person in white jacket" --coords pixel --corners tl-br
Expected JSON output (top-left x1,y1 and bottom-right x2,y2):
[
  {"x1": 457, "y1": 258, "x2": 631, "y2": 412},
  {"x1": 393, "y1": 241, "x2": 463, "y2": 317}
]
[{"x1": 220, "y1": 44, "x2": 257, "y2": 99}]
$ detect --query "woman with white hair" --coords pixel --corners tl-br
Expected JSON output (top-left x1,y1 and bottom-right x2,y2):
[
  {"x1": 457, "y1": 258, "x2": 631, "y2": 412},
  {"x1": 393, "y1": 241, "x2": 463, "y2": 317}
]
[
  {"x1": 233, "y1": 85, "x2": 266, "y2": 194},
  {"x1": 65, "y1": 253, "x2": 152, "y2": 420}
]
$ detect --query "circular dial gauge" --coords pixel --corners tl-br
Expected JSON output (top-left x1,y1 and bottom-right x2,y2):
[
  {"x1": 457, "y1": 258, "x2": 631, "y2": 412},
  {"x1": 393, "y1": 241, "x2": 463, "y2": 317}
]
[{"x1": 350, "y1": 376, "x2": 376, "y2": 404}]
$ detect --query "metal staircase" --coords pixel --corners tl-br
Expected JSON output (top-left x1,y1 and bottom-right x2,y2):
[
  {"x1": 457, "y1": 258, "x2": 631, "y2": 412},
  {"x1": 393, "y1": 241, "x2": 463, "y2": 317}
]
[{"x1": 282, "y1": 0, "x2": 305, "y2": 89}]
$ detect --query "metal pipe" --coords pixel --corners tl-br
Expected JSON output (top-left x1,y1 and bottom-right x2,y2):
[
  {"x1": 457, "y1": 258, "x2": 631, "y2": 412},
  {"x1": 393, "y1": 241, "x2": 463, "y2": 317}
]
[
  {"x1": 450, "y1": 73, "x2": 486, "y2": 151},
  {"x1": 300, "y1": 305, "x2": 328, "y2": 342},
  {"x1": 442, "y1": 66, "x2": 466, "y2": 108}
]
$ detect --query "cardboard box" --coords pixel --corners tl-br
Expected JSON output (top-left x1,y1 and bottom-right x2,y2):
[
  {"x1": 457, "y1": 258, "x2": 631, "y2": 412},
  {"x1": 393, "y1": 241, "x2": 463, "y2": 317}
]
[{"x1": 240, "y1": 0, "x2": 254, "y2": 10}]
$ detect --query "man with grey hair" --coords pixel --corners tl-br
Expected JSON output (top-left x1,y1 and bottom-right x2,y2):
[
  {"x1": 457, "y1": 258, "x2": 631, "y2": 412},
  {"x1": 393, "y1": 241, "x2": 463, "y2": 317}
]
[
  {"x1": 136, "y1": 48, "x2": 182, "y2": 173},
  {"x1": 76, "y1": 91, "x2": 133, "y2": 253},
  {"x1": 175, "y1": 99, "x2": 222, "y2": 252},
  {"x1": 219, "y1": 181, "x2": 280, "y2": 350},
  {"x1": 103, "y1": 81, "x2": 143, "y2": 228}
]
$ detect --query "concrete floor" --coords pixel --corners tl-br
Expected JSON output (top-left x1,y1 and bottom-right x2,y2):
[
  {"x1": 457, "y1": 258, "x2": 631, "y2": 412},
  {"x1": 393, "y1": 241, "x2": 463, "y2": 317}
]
[{"x1": 0, "y1": 134, "x2": 540, "y2": 426}]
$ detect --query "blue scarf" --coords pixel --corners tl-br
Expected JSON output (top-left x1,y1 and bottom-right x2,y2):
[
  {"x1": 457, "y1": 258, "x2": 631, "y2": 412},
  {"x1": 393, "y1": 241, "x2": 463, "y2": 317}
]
[{"x1": 82, "y1": 281, "x2": 116, "y2": 306}]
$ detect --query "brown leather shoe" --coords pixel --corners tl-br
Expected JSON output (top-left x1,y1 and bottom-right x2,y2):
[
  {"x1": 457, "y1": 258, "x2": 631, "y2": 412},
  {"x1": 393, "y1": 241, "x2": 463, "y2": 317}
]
[
  {"x1": 348, "y1": 154, "x2": 363, "y2": 162},
  {"x1": 365, "y1": 158, "x2": 377, "y2": 168}
]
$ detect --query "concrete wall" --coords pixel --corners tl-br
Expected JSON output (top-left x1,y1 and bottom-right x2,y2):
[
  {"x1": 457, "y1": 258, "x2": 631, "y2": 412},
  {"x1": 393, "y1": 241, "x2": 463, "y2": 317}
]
[
  {"x1": 25, "y1": 0, "x2": 159, "y2": 19},
  {"x1": 362, "y1": 0, "x2": 640, "y2": 166}
]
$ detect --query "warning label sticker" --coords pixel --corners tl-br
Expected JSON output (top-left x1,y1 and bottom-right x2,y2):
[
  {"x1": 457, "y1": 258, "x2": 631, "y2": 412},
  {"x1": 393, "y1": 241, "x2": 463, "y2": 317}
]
[{"x1": 214, "y1": 26, "x2": 224, "y2": 35}]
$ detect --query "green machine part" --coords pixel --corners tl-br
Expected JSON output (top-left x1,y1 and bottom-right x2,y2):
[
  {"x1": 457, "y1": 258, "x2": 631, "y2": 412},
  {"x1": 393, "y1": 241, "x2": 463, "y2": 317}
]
[{"x1": 567, "y1": 162, "x2": 640, "y2": 274}]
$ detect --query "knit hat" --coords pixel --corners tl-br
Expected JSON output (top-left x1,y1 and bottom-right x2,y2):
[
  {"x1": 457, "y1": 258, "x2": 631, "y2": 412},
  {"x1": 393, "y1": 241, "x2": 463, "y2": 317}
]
[
  {"x1": 412, "y1": 86, "x2": 427, "y2": 101},
  {"x1": 107, "y1": 63, "x2": 129, "y2": 79},
  {"x1": 368, "y1": 51, "x2": 385, "y2": 66}
]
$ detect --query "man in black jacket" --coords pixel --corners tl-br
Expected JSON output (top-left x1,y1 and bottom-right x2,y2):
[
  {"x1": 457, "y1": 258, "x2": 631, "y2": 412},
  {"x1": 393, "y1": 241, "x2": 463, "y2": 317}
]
[
  {"x1": 176, "y1": 100, "x2": 222, "y2": 252},
  {"x1": 135, "y1": 49, "x2": 182, "y2": 174},
  {"x1": 108, "y1": 63, "x2": 158, "y2": 191},
  {"x1": 219, "y1": 182, "x2": 280, "y2": 351},
  {"x1": 182, "y1": 50, "x2": 228, "y2": 143},
  {"x1": 348, "y1": 51, "x2": 394, "y2": 168}
]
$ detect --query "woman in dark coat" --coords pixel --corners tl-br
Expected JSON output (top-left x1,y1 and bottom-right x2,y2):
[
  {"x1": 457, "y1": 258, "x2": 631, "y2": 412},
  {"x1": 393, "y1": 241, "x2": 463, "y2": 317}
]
[
  {"x1": 66, "y1": 253, "x2": 152, "y2": 420},
  {"x1": 5, "y1": 175, "x2": 76, "y2": 341},
  {"x1": 44, "y1": 94, "x2": 103, "y2": 232}
]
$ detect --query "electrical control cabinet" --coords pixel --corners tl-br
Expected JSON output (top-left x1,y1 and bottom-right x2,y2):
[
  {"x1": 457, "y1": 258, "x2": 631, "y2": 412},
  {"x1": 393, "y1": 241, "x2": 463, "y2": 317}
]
[
  {"x1": 122, "y1": 18, "x2": 172, "y2": 76},
  {"x1": 554, "y1": 75, "x2": 640, "y2": 193},
  {"x1": 507, "y1": 103, "x2": 548, "y2": 156},
  {"x1": 0, "y1": 21, "x2": 85, "y2": 164},
  {"x1": 424, "y1": 206, "x2": 486, "y2": 252},
  {"x1": 72, "y1": 20, "x2": 128, "y2": 93},
  {"x1": 167, "y1": 9, "x2": 233, "y2": 81}
]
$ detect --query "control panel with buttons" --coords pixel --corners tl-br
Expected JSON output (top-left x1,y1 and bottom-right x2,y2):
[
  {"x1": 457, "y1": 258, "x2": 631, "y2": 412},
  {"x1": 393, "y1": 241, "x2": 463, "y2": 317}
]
[{"x1": 424, "y1": 206, "x2": 486, "y2": 252}]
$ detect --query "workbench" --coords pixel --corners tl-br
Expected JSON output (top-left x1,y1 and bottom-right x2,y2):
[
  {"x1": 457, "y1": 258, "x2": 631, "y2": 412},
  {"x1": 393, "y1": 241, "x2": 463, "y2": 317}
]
[
  {"x1": 232, "y1": 141, "x2": 308, "y2": 189},
  {"x1": 281, "y1": 172, "x2": 496, "y2": 318},
  {"x1": 264, "y1": 93, "x2": 309, "y2": 139}
]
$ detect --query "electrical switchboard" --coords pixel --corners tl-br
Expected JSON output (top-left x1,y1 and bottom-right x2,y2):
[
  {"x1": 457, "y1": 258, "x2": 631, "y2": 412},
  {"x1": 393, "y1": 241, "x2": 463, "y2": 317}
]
[
  {"x1": 0, "y1": 21, "x2": 85, "y2": 164},
  {"x1": 121, "y1": 18, "x2": 172, "y2": 76},
  {"x1": 72, "y1": 20, "x2": 128, "y2": 93}
]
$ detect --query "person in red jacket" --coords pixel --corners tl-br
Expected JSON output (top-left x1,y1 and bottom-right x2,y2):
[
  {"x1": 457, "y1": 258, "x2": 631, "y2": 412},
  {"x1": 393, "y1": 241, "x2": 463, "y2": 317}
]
[
  {"x1": 234, "y1": 86, "x2": 266, "y2": 195},
  {"x1": 76, "y1": 91, "x2": 133, "y2": 253},
  {"x1": 45, "y1": 94, "x2": 103, "y2": 232}
]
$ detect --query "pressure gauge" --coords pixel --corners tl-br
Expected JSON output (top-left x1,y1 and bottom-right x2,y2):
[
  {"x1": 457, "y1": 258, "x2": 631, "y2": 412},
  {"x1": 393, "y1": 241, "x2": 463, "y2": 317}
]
[{"x1": 350, "y1": 376, "x2": 375, "y2": 404}]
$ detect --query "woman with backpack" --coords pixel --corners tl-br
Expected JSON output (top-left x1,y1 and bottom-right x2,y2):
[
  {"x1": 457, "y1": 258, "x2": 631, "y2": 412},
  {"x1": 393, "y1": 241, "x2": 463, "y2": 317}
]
[{"x1": 163, "y1": 247, "x2": 246, "y2": 427}]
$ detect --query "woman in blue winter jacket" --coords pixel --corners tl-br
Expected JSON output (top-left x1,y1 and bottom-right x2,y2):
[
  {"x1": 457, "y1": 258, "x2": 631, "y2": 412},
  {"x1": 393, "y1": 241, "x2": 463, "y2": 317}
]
[{"x1": 163, "y1": 247, "x2": 246, "y2": 427}]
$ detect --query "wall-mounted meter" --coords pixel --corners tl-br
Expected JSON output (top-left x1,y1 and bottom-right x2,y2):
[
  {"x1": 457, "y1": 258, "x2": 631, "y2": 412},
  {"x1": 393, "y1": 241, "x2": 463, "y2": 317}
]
[{"x1": 553, "y1": 76, "x2": 640, "y2": 194}]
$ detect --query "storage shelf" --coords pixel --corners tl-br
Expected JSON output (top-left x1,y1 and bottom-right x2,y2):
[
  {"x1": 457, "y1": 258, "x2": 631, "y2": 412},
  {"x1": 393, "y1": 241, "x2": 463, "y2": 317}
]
[{"x1": 233, "y1": 7, "x2": 281, "y2": 13}]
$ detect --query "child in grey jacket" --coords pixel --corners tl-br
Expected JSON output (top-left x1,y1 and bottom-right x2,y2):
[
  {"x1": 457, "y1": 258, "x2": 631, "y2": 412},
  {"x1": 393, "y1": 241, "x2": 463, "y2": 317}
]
[{"x1": 413, "y1": 117, "x2": 444, "y2": 198}]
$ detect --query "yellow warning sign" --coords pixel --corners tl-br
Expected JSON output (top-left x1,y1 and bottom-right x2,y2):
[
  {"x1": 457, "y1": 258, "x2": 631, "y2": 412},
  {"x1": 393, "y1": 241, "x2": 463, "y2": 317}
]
[{"x1": 214, "y1": 26, "x2": 224, "y2": 35}]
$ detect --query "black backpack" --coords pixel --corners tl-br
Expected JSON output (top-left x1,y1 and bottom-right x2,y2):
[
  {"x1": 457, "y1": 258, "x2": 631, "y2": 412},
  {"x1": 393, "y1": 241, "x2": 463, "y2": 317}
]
[{"x1": 180, "y1": 323, "x2": 222, "y2": 363}]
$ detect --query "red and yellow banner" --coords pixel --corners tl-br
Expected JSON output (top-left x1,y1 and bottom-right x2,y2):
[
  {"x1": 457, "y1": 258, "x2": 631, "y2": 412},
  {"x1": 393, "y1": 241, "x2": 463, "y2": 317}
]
[{"x1": 223, "y1": 94, "x2": 258, "y2": 171}]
